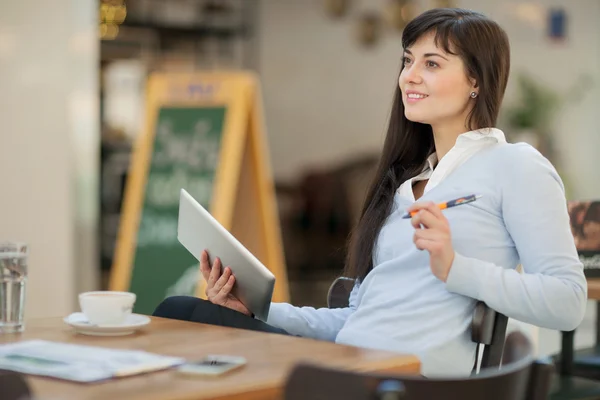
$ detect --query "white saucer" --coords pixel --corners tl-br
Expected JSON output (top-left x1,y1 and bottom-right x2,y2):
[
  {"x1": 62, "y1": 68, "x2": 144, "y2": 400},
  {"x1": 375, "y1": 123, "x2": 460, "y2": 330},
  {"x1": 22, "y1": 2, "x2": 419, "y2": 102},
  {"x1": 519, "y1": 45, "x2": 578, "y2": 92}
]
[{"x1": 63, "y1": 313, "x2": 151, "y2": 336}]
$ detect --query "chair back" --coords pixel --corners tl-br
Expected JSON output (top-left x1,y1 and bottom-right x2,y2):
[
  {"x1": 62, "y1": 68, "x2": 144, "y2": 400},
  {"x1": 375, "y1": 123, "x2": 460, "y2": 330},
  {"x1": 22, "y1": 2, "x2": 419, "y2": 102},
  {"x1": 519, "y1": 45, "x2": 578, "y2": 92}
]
[
  {"x1": 0, "y1": 370, "x2": 33, "y2": 400},
  {"x1": 284, "y1": 332, "x2": 554, "y2": 400},
  {"x1": 327, "y1": 277, "x2": 510, "y2": 371},
  {"x1": 471, "y1": 301, "x2": 509, "y2": 369},
  {"x1": 327, "y1": 276, "x2": 355, "y2": 309}
]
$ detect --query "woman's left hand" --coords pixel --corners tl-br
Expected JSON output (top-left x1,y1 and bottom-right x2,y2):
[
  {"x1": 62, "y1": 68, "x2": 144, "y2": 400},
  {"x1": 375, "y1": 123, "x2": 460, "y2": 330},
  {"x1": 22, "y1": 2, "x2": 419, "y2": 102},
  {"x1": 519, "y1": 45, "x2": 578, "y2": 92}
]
[{"x1": 408, "y1": 201, "x2": 455, "y2": 282}]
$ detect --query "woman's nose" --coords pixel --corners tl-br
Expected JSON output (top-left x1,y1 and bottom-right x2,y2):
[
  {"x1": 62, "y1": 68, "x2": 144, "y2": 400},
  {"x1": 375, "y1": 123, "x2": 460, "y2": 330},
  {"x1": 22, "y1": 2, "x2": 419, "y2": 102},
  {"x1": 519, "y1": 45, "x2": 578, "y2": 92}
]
[{"x1": 403, "y1": 64, "x2": 423, "y2": 84}]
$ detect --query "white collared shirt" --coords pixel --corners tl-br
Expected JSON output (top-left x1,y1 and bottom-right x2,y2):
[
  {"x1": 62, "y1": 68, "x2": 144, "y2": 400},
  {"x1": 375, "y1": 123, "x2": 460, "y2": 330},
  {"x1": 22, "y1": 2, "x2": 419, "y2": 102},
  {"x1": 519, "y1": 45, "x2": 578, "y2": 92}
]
[{"x1": 398, "y1": 128, "x2": 507, "y2": 200}]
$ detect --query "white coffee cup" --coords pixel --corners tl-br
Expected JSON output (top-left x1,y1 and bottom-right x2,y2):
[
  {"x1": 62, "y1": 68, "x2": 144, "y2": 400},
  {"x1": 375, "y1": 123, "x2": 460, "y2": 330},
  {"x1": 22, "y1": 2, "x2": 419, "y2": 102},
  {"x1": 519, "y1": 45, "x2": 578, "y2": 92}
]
[{"x1": 78, "y1": 291, "x2": 136, "y2": 326}]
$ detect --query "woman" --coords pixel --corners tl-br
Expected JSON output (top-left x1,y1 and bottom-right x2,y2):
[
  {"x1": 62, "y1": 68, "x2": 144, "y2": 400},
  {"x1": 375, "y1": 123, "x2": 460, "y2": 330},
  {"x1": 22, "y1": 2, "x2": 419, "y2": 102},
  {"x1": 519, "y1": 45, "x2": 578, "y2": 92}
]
[{"x1": 154, "y1": 8, "x2": 587, "y2": 377}]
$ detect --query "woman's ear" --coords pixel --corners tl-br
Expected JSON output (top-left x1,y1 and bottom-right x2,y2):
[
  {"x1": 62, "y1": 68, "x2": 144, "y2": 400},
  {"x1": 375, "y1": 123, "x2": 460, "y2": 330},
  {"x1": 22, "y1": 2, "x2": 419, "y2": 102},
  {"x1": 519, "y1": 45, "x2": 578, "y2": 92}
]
[{"x1": 469, "y1": 77, "x2": 478, "y2": 90}]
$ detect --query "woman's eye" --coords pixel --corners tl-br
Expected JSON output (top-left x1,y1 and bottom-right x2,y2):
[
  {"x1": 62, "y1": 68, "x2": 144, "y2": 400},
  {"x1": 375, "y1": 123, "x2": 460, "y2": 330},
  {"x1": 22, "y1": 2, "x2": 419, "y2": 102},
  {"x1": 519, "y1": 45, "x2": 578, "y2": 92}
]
[
  {"x1": 403, "y1": 57, "x2": 412, "y2": 65},
  {"x1": 426, "y1": 61, "x2": 439, "y2": 68}
]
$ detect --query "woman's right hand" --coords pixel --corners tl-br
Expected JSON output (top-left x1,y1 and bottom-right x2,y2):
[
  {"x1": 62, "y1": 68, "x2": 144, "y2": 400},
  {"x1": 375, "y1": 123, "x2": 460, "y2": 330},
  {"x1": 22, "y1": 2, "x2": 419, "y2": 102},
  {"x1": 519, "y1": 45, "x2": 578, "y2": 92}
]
[{"x1": 200, "y1": 250, "x2": 251, "y2": 316}]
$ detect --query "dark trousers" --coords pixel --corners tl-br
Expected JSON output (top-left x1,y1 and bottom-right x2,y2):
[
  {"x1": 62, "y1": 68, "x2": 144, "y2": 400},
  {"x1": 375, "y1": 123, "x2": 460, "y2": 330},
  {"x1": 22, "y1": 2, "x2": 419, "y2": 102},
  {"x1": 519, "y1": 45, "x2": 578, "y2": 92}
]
[{"x1": 152, "y1": 296, "x2": 290, "y2": 336}]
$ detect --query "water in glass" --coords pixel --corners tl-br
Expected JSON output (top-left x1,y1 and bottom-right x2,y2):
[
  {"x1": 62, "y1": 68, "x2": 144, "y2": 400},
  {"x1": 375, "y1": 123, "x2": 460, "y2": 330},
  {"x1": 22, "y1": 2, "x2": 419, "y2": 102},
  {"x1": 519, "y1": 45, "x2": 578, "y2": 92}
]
[{"x1": 0, "y1": 242, "x2": 28, "y2": 333}]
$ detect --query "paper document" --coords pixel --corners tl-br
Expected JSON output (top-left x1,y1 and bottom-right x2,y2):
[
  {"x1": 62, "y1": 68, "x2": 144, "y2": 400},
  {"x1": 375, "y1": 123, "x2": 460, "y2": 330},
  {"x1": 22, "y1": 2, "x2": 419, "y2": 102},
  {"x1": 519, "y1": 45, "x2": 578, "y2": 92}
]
[{"x1": 0, "y1": 340, "x2": 185, "y2": 383}]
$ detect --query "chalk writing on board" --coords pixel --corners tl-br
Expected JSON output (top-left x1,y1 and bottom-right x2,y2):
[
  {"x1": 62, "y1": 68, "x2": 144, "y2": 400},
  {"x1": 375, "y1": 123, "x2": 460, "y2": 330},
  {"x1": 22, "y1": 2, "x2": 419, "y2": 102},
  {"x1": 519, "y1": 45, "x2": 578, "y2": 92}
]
[
  {"x1": 153, "y1": 120, "x2": 220, "y2": 172},
  {"x1": 146, "y1": 168, "x2": 214, "y2": 208},
  {"x1": 137, "y1": 212, "x2": 177, "y2": 247}
]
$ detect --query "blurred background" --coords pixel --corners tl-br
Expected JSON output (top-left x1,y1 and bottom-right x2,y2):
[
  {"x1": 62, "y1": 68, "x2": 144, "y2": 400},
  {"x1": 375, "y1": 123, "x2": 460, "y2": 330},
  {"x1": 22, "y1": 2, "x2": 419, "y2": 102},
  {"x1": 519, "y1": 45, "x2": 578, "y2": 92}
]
[{"x1": 1, "y1": 0, "x2": 599, "y2": 359}]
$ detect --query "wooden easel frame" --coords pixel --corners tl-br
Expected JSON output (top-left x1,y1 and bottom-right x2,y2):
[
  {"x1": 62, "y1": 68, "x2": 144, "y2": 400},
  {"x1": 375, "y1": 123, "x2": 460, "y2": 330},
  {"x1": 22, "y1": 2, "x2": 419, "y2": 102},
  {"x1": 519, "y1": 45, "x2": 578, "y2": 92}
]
[{"x1": 110, "y1": 71, "x2": 289, "y2": 303}]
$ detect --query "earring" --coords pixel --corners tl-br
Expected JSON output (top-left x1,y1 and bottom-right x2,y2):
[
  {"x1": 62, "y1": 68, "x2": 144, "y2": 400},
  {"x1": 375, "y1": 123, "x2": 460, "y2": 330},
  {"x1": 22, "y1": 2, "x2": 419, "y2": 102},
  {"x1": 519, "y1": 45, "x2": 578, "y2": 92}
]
[{"x1": 470, "y1": 91, "x2": 478, "y2": 98}]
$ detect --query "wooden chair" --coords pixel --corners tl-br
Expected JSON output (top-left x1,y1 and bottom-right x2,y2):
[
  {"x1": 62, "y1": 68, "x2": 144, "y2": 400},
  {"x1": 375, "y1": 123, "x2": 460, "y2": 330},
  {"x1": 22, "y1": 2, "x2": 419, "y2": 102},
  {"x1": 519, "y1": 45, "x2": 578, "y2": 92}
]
[
  {"x1": 327, "y1": 277, "x2": 509, "y2": 370},
  {"x1": 284, "y1": 331, "x2": 555, "y2": 400}
]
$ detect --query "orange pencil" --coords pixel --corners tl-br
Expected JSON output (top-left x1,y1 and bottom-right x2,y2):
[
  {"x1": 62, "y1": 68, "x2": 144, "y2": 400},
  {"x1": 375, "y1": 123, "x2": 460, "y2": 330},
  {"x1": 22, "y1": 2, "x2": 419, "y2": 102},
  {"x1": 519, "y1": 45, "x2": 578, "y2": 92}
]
[{"x1": 402, "y1": 194, "x2": 482, "y2": 219}]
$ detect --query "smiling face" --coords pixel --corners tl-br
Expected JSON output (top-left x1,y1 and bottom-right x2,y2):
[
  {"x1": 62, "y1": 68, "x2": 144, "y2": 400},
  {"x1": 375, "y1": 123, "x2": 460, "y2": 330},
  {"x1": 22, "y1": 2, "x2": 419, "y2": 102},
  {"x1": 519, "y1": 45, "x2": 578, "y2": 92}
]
[{"x1": 398, "y1": 31, "x2": 477, "y2": 132}]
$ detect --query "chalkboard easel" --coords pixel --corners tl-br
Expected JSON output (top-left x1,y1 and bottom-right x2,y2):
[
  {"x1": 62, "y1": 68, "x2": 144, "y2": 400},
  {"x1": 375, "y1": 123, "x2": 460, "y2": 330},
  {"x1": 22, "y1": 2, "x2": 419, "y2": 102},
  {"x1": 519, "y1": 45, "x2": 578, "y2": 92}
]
[{"x1": 109, "y1": 72, "x2": 289, "y2": 314}]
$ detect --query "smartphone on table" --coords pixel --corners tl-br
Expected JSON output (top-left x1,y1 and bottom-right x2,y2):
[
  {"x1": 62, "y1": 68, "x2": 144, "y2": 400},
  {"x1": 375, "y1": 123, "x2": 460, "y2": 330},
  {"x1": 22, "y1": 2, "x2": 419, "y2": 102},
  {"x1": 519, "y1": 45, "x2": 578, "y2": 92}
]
[{"x1": 177, "y1": 355, "x2": 247, "y2": 377}]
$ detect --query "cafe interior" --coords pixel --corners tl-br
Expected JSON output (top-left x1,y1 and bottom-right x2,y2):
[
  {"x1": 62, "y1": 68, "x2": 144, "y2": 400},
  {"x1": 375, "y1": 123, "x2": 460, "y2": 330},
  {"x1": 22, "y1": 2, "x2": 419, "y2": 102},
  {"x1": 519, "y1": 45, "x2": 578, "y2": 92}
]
[{"x1": 2, "y1": 0, "x2": 600, "y2": 399}]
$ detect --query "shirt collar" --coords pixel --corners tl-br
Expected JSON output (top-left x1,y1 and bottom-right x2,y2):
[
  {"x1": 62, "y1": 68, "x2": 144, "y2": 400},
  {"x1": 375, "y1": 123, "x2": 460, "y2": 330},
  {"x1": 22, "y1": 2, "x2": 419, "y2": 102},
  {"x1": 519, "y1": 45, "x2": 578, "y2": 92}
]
[
  {"x1": 420, "y1": 127, "x2": 506, "y2": 175},
  {"x1": 423, "y1": 152, "x2": 438, "y2": 173},
  {"x1": 398, "y1": 127, "x2": 506, "y2": 199},
  {"x1": 455, "y1": 127, "x2": 507, "y2": 146}
]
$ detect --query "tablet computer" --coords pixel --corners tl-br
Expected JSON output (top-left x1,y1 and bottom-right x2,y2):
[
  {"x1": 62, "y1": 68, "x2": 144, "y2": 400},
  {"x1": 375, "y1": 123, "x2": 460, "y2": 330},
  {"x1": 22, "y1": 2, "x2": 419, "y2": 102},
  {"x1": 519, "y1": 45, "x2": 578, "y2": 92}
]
[{"x1": 177, "y1": 189, "x2": 275, "y2": 321}]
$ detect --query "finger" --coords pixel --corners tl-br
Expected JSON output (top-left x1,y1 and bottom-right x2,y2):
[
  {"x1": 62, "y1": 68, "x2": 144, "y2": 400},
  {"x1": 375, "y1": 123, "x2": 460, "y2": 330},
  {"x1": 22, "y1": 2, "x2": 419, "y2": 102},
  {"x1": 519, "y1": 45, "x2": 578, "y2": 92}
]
[
  {"x1": 414, "y1": 237, "x2": 432, "y2": 251},
  {"x1": 411, "y1": 210, "x2": 423, "y2": 229},
  {"x1": 423, "y1": 201, "x2": 448, "y2": 222},
  {"x1": 212, "y1": 267, "x2": 231, "y2": 294},
  {"x1": 208, "y1": 257, "x2": 222, "y2": 285},
  {"x1": 214, "y1": 275, "x2": 235, "y2": 304},
  {"x1": 411, "y1": 210, "x2": 443, "y2": 229},
  {"x1": 421, "y1": 210, "x2": 444, "y2": 229},
  {"x1": 413, "y1": 228, "x2": 448, "y2": 241},
  {"x1": 221, "y1": 275, "x2": 236, "y2": 297},
  {"x1": 207, "y1": 266, "x2": 230, "y2": 299},
  {"x1": 407, "y1": 201, "x2": 437, "y2": 224},
  {"x1": 414, "y1": 237, "x2": 441, "y2": 252},
  {"x1": 407, "y1": 201, "x2": 450, "y2": 224},
  {"x1": 200, "y1": 250, "x2": 210, "y2": 282}
]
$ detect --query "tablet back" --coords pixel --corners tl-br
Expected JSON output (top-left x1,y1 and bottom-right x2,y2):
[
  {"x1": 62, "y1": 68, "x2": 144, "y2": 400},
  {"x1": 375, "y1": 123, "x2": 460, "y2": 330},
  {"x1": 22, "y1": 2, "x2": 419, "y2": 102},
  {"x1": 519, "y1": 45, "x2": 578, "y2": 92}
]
[{"x1": 177, "y1": 189, "x2": 275, "y2": 321}]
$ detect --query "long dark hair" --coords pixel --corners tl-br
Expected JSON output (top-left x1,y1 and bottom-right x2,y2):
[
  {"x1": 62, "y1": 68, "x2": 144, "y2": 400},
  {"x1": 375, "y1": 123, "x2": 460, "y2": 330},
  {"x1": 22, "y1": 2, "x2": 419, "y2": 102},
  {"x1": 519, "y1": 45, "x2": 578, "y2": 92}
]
[{"x1": 343, "y1": 8, "x2": 511, "y2": 282}]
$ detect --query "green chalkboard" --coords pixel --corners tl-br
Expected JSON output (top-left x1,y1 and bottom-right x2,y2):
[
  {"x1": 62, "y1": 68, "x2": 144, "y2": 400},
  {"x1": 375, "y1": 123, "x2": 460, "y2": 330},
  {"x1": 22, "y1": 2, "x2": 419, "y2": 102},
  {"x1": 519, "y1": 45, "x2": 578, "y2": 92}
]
[{"x1": 129, "y1": 106, "x2": 226, "y2": 314}]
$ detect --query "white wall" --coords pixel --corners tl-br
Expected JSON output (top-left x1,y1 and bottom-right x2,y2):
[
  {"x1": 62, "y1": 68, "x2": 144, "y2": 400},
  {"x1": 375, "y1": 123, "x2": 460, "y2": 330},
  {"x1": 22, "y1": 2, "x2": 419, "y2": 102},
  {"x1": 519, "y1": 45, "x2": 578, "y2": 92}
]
[
  {"x1": 259, "y1": 0, "x2": 399, "y2": 182},
  {"x1": 0, "y1": 0, "x2": 99, "y2": 318},
  {"x1": 258, "y1": 0, "x2": 600, "y2": 200}
]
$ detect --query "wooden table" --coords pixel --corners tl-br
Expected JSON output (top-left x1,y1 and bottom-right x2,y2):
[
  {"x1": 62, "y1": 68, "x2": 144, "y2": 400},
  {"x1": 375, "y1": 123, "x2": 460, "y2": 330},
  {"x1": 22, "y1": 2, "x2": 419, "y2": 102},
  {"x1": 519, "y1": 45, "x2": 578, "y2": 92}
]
[
  {"x1": 0, "y1": 317, "x2": 420, "y2": 400},
  {"x1": 587, "y1": 278, "x2": 600, "y2": 300},
  {"x1": 585, "y1": 278, "x2": 600, "y2": 347}
]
